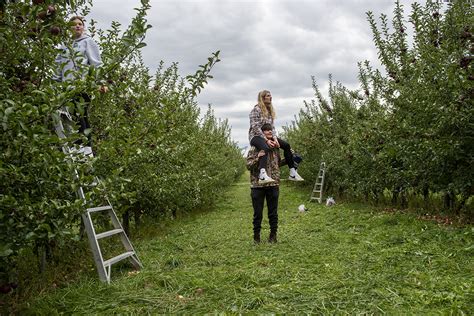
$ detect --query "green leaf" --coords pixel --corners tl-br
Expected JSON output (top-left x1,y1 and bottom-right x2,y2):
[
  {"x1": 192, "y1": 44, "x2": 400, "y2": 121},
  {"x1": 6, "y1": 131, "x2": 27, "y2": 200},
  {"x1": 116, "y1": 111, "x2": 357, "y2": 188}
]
[{"x1": 0, "y1": 248, "x2": 13, "y2": 257}]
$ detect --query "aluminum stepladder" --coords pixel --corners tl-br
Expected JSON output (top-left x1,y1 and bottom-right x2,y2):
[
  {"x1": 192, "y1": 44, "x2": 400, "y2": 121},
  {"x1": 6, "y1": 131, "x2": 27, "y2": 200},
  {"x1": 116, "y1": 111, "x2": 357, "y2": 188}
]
[
  {"x1": 310, "y1": 162, "x2": 326, "y2": 203},
  {"x1": 54, "y1": 111, "x2": 142, "y2": 283}
]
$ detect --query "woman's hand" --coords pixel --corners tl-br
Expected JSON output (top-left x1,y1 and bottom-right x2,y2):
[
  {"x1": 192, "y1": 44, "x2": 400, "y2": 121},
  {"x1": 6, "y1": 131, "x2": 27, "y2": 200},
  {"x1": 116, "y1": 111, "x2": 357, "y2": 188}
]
[
  {"x1": 98, "y1": 85, "x2": 109, "y2": 94},
  {"x1": 266, "y1": 138, "x2": 277, "y2": 148},
  {"x1": 273, "y1": 138, "x2": 280, "y2": 148}
]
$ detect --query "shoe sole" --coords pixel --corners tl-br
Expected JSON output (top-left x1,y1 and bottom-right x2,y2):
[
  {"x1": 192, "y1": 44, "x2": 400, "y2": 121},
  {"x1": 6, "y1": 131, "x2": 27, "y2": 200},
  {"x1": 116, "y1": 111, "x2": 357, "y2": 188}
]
[
  {"x1": 288, "y1": 177, "x2": 304, "y2": 181},
  {"x1": 259, "y1": 179, "x2": 276, "y2": 184}
]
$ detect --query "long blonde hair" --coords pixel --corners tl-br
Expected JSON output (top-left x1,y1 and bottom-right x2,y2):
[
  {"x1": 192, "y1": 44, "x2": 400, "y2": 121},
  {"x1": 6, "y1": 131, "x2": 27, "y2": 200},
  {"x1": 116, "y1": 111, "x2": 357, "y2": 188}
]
[{"x1": 257, "y1": 90, "x2": 276, "y2": 119}]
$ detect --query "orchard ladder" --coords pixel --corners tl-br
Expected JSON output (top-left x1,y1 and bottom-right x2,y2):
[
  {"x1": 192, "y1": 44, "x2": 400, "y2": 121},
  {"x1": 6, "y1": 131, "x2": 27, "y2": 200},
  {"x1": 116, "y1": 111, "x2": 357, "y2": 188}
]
[
  {"x1": 54, "y1": 111, "x2": 142, "y2": 283},
  {"x1": 310, "y1": 162, "x2": 326, "y2": 203},
  {"x1": 82, "y1": 202, "x2": 142, "y2": 283}
]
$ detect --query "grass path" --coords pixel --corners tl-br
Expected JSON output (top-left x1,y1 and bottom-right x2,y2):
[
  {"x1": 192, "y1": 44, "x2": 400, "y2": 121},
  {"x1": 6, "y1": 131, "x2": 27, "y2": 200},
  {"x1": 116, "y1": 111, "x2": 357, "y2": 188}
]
[{"x1": 27, "y1": 173, "x2": 473, "y2": 314}]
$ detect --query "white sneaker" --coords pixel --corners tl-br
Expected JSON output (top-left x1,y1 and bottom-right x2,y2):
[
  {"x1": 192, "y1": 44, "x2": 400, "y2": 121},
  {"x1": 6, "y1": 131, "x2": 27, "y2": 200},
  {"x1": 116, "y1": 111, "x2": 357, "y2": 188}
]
[
  {"x1": 259, "y1": 170, "x2": 276, "y2": 184},
  {"x1": 76, "y1": 145, "x2": 94, "y2": 158},
  {"x1": 68, "y1": 145, "x2": 94, "y2": 162},
  {"x1": 82, "y1": 146, "x2": 94, "y2": 158},
  {"x1": 289, "y1": 170, "x2": 304, "y2": 181},
  {"x1": 90, "y1": 177, "x2": 99, "y2": 187}
]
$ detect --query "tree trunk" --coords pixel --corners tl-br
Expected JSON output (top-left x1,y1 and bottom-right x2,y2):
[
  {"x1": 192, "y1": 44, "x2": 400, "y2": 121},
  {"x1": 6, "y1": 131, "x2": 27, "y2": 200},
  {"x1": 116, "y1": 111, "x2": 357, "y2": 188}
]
[
  {"x1": 400, "y1": 191, "x2": 408, "y2": 209},
  {"x1": 391, "y1": 188, "x2": 398, "y2": 206},
  {"x1": 372, "y1": 189, "x2": 380, "y2": 205},
  {"x1": 423, "y1": 185, "x2": 429, "y2": 209},
  {"x1": 134, "y1": 209, "x2": 141, "y2": 230},
  {"x1": 122, "y1": 210, "x2": 130, "y2": 237},
  {"x1": 443, "y1": 191, "x2": 455, "y2": 211}
]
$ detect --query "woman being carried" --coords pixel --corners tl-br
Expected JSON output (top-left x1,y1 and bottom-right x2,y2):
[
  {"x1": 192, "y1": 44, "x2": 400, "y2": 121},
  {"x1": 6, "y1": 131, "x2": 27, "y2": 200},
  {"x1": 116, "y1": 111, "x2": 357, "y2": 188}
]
[{"x1": 248, "y1": 90, "x2": 304, "y2": 184}]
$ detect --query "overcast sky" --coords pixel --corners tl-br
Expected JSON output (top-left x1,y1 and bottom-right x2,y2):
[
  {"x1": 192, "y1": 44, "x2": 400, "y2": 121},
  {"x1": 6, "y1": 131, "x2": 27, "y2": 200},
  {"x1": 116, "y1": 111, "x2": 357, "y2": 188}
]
[{"x1": 88, "y1": 0, "x2": 427, "y2": 147}]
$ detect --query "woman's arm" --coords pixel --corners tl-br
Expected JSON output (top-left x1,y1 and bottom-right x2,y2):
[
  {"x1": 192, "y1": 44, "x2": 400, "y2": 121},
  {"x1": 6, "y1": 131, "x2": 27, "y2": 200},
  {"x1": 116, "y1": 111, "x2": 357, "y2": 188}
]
[
  {"x1": 249, "y1": 107, "x2": 265, "y2": 139},
  {"x1": 246, "y1": 147, "x2": 259, "y2": 170},
  {"x1": 85, "y1": 38, "x2": 108, "y2": 92},
  {"x1": 246, "y1": 148, "x2": 266, "y2": 170},
  {"x1": 85, "y1": 39, "x2": 102, "y2": 67},
  {"x1": 52, "y1": 54, "x2": 64, "y2": 82}
]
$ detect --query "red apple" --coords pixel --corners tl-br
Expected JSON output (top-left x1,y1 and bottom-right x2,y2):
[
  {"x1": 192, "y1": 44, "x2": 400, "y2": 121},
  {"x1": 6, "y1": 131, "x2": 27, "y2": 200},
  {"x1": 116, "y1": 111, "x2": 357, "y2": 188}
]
[
  {"x1": 50, "y1": 26, "x2": 60, "y2": 36},
  {"x1": 460, "y1": 56, "x2": 472, "y2": 69},
  {"x1": 0, "y1": 284, "x2": 12, "y2": 294},
  {"x1": 37, "y1": 10, "x2": 47, "y2": 20},
  {"x1": 47, "y1": 5, "x2": 56, "y2": 15}
]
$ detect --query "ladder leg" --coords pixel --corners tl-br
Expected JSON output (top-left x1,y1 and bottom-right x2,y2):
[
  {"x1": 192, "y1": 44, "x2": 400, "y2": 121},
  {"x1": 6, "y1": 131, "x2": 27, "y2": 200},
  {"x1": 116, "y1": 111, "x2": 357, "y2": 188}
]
[
  {"x1": 107, "y1": 209, "x2": 143, "y2": 269},
  {"x1": 106, "y1": 265, "x2": 111, "y2": 283},
  {"x1": 82, "y1": 213, "x2": 108, "y2": 282}
]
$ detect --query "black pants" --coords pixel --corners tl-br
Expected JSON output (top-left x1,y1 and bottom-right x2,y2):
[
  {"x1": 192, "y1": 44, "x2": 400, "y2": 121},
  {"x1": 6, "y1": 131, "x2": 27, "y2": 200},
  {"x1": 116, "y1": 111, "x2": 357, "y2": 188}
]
[
  {"x1": 251, "y1": 186, "x2": 279, "y2": 233},
  {"x1": 73, "y1": 93, "x2": 91, "y2": 146},
  {"x1": 250, "y1": 136, "x2": 294, "y2": 170}
]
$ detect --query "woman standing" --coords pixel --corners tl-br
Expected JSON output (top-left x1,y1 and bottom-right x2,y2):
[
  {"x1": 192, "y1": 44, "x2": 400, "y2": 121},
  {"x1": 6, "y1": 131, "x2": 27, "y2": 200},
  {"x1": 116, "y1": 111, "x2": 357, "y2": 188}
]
[
  {"x1": 54, "y1": 16, "x2": 104, "y2": 156},
  {"x1": 248, "y1": 90, "x2": 304, "y2": 183}
]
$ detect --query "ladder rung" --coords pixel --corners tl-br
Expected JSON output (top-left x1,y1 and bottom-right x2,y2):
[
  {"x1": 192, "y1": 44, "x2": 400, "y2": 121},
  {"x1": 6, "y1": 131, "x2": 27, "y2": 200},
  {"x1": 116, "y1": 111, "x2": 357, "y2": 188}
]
[
  {"x1": 96, "y1": 228, "x2": 123, "y2": 240},
  {"x1": 310, "y1": 197, "x2": 320, "y2": 200},
  {"x1": 313, "y1": 190, "x2": 321, "y2": 193},
  {"x1": 87, "y1": 205, "x2": 113, "y2": 213},
  {"x1": 103, "y1": 251, "x2": 135, "y2": 267}
]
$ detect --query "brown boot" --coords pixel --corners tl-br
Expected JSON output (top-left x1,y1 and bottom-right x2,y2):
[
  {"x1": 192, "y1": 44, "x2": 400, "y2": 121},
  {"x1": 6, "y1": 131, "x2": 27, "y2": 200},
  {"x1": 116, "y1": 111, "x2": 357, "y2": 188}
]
[
  {"x1": 269, "y1": 230, "x2": 277, "y2": 243},
  {"x1": 253, "y1": 231, "x2": 261, "y2": 244}
]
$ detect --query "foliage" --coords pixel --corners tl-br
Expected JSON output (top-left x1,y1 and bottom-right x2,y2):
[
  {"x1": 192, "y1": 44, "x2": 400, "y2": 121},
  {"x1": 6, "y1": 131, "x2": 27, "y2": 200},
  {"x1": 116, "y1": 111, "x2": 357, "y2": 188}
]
[
  {"x1": 0, "y1": 0, "x2": 96, "y2": 284},
  {"x1": 92, "y1": 54, "x2": 244, "y2": 221},
  {"x1": 284, "y1": 0, "x2": 473, "y2": 214},
  {"x1": 0, "y1": 0, "x2": 244, "y2": 286}
]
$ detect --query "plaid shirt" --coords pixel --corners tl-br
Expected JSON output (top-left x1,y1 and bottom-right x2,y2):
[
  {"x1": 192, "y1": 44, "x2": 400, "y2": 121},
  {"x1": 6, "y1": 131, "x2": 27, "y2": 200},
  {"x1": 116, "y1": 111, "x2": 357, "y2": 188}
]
[
  {"x1": 248, "y1": 105, "x2": 277, "y2": 142},
  {"x1": 246, "y1": 146, "x2": 281, "y2": 188}
]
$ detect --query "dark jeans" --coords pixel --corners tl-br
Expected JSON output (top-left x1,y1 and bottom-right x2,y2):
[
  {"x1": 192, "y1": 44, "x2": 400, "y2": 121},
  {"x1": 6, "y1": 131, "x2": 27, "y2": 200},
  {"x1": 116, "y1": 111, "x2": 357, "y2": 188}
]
[
  {"x1": 251, "y1": 186, "x2": 279, "y2": 233},
  {"x1": 73, "y1": 93, "x2": 91, "y2": 146},
  {"x1": 250, "y1": 136, "x2": 294, "y2": 170}
]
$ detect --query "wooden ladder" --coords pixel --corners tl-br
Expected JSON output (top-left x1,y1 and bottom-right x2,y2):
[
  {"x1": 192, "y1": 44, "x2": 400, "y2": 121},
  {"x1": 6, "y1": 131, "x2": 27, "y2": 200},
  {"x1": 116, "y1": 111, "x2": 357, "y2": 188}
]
[{"x1": 310, "y1": 162, "x2": 326, "y2": 203}]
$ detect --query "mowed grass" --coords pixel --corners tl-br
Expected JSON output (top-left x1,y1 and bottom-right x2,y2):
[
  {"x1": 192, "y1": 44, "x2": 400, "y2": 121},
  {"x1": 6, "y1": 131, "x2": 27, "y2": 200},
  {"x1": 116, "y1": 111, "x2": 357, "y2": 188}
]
[{"x1": 24, "y1": 173, "x2": 473, "y2": 314}]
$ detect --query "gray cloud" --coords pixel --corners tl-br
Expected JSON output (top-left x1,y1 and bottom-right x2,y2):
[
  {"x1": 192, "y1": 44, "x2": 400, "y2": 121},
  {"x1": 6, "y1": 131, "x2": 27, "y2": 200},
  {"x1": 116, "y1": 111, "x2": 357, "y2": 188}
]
[{"x1": 89, "y1": 0, "x2": 425, "y2": 146}]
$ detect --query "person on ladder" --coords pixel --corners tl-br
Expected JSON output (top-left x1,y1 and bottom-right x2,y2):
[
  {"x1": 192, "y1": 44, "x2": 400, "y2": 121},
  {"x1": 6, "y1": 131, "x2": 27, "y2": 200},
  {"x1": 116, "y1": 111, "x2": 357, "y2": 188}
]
[
  {"x1": 53, "y1": 15, "x2": 107, "y2": 157},
  {"x1": 248, "y1": 90, "x2": 304, "y2": 184}
]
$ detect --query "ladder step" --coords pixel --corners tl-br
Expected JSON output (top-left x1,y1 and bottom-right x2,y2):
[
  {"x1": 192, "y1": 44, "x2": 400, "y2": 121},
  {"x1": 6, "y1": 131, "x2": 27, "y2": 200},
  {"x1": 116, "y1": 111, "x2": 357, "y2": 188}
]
[
  {"x1": 310, "y1": 197, "x2": 320, "y2": 200},
  {"x1": 87, "y1": 205, "x2": 113, "y2": 213},
  {"x1": 103, "y1": 251, "x2": 135, "y2": 267},
  {"x1": 96, "y1": 228, "x2": 123, "y2": 240},
  {"x1": 313, "y1": 190, "x2": 321, "y2": 193}
]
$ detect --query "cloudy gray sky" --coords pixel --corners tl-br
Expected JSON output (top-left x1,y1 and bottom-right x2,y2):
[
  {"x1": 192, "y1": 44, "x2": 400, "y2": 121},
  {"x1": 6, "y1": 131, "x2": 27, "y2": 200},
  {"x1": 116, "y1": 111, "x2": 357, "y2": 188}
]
[{"x1": 88, "y1": 0, "x2": 426, "y2": 147}]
